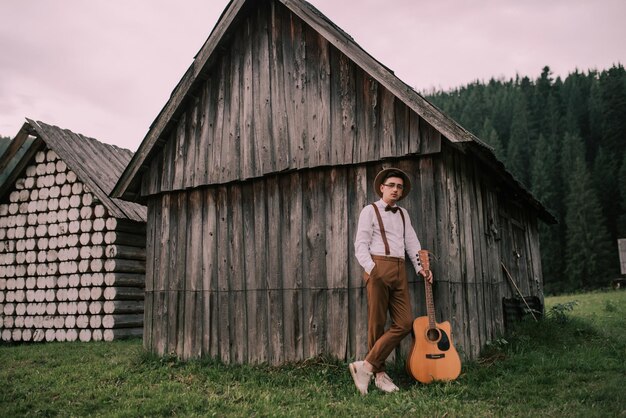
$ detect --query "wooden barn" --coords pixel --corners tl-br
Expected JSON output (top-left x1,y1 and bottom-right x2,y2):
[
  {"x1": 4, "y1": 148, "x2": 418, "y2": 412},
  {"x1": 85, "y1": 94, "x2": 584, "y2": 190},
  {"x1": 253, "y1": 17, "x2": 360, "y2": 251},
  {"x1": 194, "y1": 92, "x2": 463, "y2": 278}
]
[
  {"x1": 112, "y1": 0, "x2": 556, "y2": 363},
  {"x1": 0, "y1": 120, "x2": 147, "y2": 343}
]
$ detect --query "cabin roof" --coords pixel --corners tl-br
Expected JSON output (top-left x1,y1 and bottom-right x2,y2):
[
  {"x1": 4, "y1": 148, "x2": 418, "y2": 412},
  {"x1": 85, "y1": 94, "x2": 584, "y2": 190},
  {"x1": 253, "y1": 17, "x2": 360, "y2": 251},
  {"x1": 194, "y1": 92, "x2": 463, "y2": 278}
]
[
  {"x1": 0, "y1": 119, "x2": 146, "y2": 222},
  {"x1": 111, "y1": 0, "x2": 555, "y2": 224}
]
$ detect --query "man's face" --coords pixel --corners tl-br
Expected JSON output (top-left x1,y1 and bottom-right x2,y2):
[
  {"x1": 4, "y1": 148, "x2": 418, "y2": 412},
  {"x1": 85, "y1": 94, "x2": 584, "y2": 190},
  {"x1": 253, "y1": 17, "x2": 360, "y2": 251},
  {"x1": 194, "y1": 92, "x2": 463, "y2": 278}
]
[{"x1": 380, "y1": 176, "x2": 404, "y2": 204}]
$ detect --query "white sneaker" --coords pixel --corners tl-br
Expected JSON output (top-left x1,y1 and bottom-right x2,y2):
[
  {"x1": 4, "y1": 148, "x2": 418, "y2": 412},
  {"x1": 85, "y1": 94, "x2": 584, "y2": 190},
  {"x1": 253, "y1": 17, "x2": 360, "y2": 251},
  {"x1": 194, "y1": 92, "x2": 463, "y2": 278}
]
[
  {"x1": 375, "y1": 372, "x2": 399, "y2": 393},
  {"x1": 349, "y1": 361, "x2": 372, "y2": 395}
]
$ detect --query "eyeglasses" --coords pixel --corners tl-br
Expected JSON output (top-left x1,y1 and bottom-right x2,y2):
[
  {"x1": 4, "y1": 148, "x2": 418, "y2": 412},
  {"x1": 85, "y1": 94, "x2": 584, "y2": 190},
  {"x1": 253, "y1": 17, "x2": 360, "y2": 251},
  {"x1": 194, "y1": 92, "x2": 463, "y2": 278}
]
[{"x1": 382, "y1": 183, "x2": 404, "y2": 190}]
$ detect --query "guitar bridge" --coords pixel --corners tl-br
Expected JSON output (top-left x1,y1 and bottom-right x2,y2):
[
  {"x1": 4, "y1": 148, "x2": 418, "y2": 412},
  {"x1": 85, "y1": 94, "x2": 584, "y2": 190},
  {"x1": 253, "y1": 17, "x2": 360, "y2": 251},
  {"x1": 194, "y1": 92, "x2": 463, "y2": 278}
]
[{"x1": 426, "y1": 354, "x2": 446, "y2": 359}]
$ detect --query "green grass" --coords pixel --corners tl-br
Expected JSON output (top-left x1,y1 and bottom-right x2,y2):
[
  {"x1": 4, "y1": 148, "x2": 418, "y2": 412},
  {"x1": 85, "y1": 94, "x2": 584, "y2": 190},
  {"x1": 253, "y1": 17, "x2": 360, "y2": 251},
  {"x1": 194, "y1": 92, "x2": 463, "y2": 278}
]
[{"x1": 1, "y1": 290, "x2": 625, "y2": 417}]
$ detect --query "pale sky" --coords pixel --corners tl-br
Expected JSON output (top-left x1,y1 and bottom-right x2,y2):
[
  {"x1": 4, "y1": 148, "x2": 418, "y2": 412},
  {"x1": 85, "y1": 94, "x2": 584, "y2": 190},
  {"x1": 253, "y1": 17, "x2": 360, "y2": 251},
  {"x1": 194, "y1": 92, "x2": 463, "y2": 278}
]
[{"x1": 1, "y1": 0, "x2": 624, "y2": 151}]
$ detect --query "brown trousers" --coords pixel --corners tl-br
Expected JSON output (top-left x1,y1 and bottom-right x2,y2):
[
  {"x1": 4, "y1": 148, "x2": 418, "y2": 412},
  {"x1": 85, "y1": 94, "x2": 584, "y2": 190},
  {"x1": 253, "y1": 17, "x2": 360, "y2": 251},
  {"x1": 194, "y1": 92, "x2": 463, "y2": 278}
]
[{"x1": 363, "y1": 255, "x2": 413, "y2": 373}]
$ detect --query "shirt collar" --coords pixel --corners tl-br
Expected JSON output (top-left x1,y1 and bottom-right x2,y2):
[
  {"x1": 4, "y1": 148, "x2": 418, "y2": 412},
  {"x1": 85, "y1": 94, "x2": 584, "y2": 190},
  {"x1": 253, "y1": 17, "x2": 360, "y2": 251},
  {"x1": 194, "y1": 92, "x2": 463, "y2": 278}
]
[{"x1": 376, "y1": 199, "x2": 397, "y2": 208}]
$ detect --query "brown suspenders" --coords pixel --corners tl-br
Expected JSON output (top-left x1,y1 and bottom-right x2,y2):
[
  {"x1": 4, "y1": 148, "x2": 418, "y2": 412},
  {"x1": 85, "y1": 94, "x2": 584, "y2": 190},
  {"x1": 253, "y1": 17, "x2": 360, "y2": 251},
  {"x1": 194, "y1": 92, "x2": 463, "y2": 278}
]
[{"x1": 371, "y1": 203, "x2": 405, "y2": 256}]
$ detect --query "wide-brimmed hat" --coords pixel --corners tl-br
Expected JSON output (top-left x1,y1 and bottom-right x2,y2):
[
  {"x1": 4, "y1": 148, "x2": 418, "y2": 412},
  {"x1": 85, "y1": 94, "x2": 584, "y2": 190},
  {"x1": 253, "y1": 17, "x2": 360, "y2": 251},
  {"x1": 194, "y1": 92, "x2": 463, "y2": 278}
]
[{"x1": 374, "y1": 168, "x2": 411, "y2": 201}]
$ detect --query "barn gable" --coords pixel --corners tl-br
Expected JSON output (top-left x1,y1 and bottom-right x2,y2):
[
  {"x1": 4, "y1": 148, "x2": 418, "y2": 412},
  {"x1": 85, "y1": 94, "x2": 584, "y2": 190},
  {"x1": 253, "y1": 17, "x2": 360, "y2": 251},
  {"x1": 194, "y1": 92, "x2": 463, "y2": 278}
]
[
  {"x1": 112, "y1": 0, "x2": 552, "y2": 225},
  {"x1": 0, "y1": 120, "x2": 147, "y2": 343}
]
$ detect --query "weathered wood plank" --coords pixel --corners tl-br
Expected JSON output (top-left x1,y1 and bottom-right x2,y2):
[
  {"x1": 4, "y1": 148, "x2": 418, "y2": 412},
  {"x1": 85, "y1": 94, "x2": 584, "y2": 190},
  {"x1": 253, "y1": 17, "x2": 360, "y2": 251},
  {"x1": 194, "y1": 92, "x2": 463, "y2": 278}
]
[
  {"x1": 459, "y1": 153, "x2": 479, "y2": 357},
  {"x1": 144, "y1": 201, "x2": 156, "y2": 294},
  {"x1": 305, "y1": 28, "x2": 330, "y2": 168},
  {"x1": 195, "y1": 80, "x2": 211, "y2": 187},
  {"x1": 211, "y1": 58, "x2": 227, "y2": 183},
  {"x1": 175, "y1": 194, "x2": 188, "y2": 355},
  {"x1": 280, "y1": 172, "x2": 303, "y2": 361},
  {"x1": 202, "y1": 190, "x2": 219, "y2": 358},
  {"x1": 154, "y1": 291, "x2": 167, "y2": 356},
  {"x1": 172, "y1": 113, "x2": 187, "y2": 190},
  {"x1": 420, "y1": 119, "x2": 442, "y2": 155},
  {"x1": 347, "y1": 165, "x2": 370, "y2": 359},
  {"x1": 339, "y1": 54, "x2": 357, "y2": 164},
  {"x1": 394, "y1": 100, "x2": 409, "y2": 157},
  {"x1": 241, "y1": 15, "x2": 256, "y2": 180},
  {"x1": 408, "y1": 111, "x2": 421, "y2": 155},
  {"x1": 329, "y1": 47, "x2": 342, "y2": 165},
  {"x1": 280, "y1": 5, "x2": 296, "y2": 167},
  {"x1": 380, "y1": 88, "x2": 396, "y2": 158},
  {"x1": 201, "y1": 290, "x2": 218, "y2": 358},
  {"x1": 215, "y1": 186, "x2": 231, "y2": 363},
  {"x1": 143, "y1": 288, "x2": 153, "y2": 352},
  {"x1": 218, "y1": 51, "x2": 232, "y2": 182},
  {"x1": 182, "y1": 291, "x2": 196, "y2": 359},
  {"x1": 266, "y1": 175, "x2": 284, "y2": 364},
  {"x1": 251, "y1": 180, "x2": 269, "y2": 363},
  {"x1": 185, "y1": 97, "x2": 199, "y2": 188},
  {"x1": 237, "y1": 181, "x2": 256, "y2": 363},
  {"x1": 290, "y1": 12, "x2": 307, "y2": 168},
  {"x1": 160, "y1": 131, "x2": 174, "y2": 193},
  {"x1": 256, "y1": 4, "x2": 274, "y2": 174},
  {"x1": 230, "y1": 185, "x2": 247, "y2": 364},
  {"x1": 302, "y1": 170, "x2": 327, "y2": 357},
  {"x1": 186, "y1": 189, "x2": 203, "y2": 293},
  {"x1": 325, "y1": 167, "x2": 348, "y2": 357},
  {"x1": 202, "y1": 189, "x2": 217, "y2": 292},
  {"x1": 156, "y1": 195, "x2": 170, "y2": 293},
  {"x1": 270, "y1": 1, "x2": 290, "y2": 172}
]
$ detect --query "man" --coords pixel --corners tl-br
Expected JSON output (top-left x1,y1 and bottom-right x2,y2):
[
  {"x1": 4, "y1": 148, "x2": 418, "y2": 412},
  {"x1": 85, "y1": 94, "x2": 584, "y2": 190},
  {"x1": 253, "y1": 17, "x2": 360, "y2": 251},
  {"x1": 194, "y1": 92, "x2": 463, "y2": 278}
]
[{"x1": 350, "y1": 167, "x2": 433, "y2": 395}]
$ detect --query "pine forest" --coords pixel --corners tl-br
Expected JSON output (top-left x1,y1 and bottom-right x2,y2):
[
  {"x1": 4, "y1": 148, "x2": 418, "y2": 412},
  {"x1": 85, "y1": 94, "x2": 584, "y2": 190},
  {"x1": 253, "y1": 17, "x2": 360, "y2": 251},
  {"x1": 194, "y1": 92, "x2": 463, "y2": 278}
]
[{"x1": 427, "y1": 64, "x2": 626, "y2": 294}]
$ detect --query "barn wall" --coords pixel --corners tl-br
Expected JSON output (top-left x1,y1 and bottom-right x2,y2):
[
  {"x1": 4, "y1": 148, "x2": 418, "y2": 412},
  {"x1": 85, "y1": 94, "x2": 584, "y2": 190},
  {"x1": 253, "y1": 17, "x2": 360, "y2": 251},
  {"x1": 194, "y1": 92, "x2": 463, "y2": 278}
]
[
  {"x1": 142, "y1": 147, "x2": 544, "y2": 363},
  {"x1": 140, "y1": 0, "x2": 441, "y2": 197}
]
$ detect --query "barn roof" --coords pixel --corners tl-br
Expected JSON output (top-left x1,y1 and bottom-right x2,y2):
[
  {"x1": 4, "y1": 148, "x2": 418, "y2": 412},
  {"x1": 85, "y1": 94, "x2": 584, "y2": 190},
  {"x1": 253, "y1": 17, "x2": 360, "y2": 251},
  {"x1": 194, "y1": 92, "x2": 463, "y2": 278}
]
[
  {"x1": 0, "y1": 119, "x2": 146, "y2": 222},
  {"x1": 111, "y1": 0, "x2": 555, "y2": 224}
]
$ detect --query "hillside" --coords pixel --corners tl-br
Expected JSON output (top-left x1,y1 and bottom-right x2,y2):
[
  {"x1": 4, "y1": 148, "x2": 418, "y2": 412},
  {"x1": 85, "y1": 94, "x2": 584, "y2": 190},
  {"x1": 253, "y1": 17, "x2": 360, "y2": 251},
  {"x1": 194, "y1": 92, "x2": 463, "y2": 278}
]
[{"x1": 427, "y1": 65, "x2": 626, "y2": 293}]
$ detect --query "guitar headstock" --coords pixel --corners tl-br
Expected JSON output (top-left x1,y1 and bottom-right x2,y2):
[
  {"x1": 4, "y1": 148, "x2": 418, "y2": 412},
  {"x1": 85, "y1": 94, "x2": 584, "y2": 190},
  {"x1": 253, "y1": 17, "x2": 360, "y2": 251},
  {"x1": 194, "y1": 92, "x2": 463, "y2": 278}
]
[{"x1": 418, "y1": 249, "x2": 432, "y2": 272}]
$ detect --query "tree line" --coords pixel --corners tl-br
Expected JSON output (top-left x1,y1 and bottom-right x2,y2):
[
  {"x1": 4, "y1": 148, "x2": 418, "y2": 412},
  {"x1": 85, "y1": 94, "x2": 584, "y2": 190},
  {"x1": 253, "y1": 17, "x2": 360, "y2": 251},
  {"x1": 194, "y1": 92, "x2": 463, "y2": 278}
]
[{"x1": 427, "y1": 64, "x2": 626, "y2": 294}]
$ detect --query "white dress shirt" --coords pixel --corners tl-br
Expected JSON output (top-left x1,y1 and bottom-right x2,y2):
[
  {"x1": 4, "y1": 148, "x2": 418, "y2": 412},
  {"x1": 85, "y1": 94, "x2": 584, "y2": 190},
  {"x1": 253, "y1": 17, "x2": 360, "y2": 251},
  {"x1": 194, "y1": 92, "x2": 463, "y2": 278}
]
[{"x1": 354, "y1": 199, "x2": 423, "y2": 275}]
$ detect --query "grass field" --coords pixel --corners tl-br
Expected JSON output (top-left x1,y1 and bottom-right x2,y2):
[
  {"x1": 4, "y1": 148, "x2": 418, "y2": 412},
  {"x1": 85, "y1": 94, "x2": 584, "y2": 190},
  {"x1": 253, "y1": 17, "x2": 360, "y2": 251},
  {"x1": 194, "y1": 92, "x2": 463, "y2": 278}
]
[{"x1": 1, "y1": 290, "x2": 624, "y2": 417}]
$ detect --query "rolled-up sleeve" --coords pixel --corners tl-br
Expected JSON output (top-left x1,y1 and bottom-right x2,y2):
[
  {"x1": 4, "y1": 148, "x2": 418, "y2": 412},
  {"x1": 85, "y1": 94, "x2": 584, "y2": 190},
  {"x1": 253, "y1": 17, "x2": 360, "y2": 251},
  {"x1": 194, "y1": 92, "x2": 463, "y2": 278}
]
[{"x1": 402, "y1": 208, "x2": 424, "y2": 274}]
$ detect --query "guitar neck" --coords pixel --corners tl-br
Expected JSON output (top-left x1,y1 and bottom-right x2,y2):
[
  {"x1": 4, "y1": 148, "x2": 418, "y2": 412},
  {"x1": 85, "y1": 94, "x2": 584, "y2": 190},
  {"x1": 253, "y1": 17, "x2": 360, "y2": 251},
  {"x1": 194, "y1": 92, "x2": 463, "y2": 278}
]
[
  {"x1": 418, "y1": 250, "x2": 437, "y2": 329},
  {"x1": 424, "y1": 276, "x2": 436, "y2": 329}
]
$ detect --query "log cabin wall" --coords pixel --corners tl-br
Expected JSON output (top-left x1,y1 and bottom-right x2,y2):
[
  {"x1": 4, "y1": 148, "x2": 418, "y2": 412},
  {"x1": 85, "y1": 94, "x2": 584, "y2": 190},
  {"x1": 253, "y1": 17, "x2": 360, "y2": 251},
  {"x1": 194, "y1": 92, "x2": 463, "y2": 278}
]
[{"x1": 0, "y1": 121, "x2": 148, "y2": 344}]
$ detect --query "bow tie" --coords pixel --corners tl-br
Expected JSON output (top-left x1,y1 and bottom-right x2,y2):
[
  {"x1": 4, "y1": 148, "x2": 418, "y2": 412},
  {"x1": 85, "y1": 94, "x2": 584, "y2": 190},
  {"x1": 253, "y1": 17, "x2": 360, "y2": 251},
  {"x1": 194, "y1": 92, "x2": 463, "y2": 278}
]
[{"x1": 385, "y1": 205, "x2": 399, "y2": 214}]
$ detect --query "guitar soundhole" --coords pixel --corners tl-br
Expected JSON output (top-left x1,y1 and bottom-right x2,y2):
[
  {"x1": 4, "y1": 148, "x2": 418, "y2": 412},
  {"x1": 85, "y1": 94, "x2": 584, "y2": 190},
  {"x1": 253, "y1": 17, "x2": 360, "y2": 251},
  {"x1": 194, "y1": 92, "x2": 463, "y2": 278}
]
[{"x1": 426, "y1": 328, "x2": 440, "y2": 342}]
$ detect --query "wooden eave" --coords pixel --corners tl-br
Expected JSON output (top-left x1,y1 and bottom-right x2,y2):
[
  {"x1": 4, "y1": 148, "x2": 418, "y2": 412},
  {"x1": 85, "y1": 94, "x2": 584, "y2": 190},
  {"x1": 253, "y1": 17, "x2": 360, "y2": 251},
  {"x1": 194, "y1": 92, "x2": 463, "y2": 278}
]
[
  {"x1": 453, "y1": 140, "x2": 558, "y2": 225},
  {"x1": 0, "y1": 122, "x2": 42, "y2": 200}
]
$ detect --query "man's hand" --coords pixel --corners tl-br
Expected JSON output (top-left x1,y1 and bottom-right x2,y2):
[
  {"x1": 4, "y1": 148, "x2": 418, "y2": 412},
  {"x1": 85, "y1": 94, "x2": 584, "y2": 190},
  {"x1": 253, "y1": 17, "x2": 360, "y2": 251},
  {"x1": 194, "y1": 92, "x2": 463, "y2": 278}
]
[{"x1": 419, "y1": 269, "x2": 433, "y2": 284}]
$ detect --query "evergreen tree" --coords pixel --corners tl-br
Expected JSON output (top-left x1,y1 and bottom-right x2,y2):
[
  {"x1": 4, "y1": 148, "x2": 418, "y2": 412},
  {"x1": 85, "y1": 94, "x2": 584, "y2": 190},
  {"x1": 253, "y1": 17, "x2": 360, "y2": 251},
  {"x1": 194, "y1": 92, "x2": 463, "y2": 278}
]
[
  {"x1": 506, "y1": 93, "x2": 531, "y2": 186},
  {"x1": 619, "y1": 150, "x2": 626, "y2": 237},
  {"x1": 562, "y1": 133, "x2": 614, "y2": 290},
  {"x1": 460, "y1": 84, "x2": 486, "y2": 134},
  {"x1": 599, "y1": 65, "x2": 626, "y2": 158},
  {"x1": 531, "y1": 134, "x2": 563, "y2": 290},
  {"x1": 480, "y1": 118, "x2": 505, "y2": 161},
  {"x1": 593, "y1": 147, "x2": 620, "y2": 241},
  {"x1": 588, "y1": 74, "x2": 604, "y2": 147},
  {"x1": 536, "y1": 66, "x2": 554, "y2": 135}
]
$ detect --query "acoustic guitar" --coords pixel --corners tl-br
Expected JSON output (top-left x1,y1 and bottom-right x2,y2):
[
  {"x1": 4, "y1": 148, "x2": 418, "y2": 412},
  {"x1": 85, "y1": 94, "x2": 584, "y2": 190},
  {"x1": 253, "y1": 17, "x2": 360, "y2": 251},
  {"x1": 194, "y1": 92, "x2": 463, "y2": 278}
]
[{"x1": 406, "y1": 249, "x2": 461, "y2": 383}]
